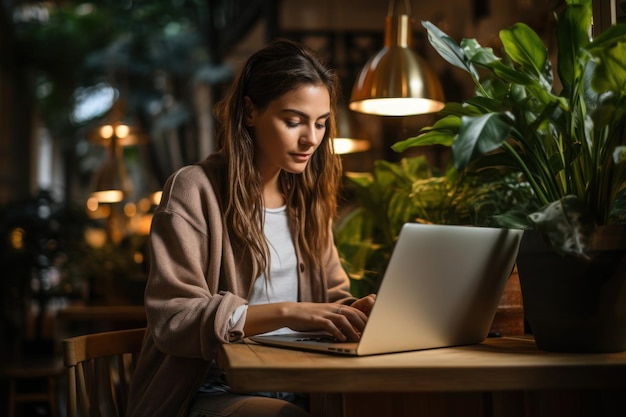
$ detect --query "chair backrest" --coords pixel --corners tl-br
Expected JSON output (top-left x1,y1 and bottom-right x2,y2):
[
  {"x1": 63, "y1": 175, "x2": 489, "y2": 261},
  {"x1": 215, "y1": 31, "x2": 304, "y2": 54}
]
[{"x1": 63, "y1": 328, "x2": 145, "y2": 417}]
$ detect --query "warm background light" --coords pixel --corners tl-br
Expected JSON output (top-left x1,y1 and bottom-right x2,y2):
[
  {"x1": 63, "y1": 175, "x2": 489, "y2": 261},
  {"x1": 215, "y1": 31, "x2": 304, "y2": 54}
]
[
  {"x1": 90, "y1": 189, "x2": 124, "y2": 204},
  {"x1": 99, "y1": 124, "x2": 114, "y2": 139},
  {"x1": 115, "y1": 124, "x2": 130, "y2": 138},
  {"x1": 351, "y1": 97, "x2": 444, "y2": 117},
  {"x1": 334, "y1": 138, "x2": 371, "y2": 155}
]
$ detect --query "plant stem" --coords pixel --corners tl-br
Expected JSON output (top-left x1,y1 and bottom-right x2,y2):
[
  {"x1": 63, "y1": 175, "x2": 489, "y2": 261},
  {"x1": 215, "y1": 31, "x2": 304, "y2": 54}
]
[{"x1": 502, "y1": 141, "x2": 550, "y2": 206}]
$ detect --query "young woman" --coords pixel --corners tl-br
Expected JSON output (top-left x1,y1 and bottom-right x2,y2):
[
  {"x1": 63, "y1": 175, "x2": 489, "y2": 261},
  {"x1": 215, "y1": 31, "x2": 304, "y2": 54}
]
[{"x1": 127, "y1": 39, "x2": 376, "y2": 417}]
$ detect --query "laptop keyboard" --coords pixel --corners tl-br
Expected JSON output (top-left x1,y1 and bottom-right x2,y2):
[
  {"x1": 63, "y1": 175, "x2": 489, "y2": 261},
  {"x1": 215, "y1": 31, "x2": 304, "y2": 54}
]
[{"x1": 295, "y1": 336, "x2": 341, "y2": 343}]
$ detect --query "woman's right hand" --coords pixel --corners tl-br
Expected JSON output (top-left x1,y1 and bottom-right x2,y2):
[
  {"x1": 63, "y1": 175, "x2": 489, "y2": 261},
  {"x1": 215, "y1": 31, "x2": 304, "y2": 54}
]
[{"x1": 244, "y1": 302, "x2": 368, "y2": 341}]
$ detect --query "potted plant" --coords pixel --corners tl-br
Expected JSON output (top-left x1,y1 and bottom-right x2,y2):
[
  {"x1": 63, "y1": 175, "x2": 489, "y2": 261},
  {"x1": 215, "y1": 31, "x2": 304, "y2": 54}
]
[{"x1": 392, "y1": 0, "x2": 626, "y2": 351}]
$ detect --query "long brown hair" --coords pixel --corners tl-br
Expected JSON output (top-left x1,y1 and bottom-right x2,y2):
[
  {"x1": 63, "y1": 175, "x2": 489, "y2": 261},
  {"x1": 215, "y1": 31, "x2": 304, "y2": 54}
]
[{"x1": 213, "y1": 39, "x2": 342, "y2": 279}]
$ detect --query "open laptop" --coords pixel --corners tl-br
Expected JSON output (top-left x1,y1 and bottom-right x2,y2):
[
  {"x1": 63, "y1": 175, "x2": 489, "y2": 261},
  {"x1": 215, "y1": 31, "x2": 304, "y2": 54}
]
[{"x1": 250, "y1": 222, "x2": 523, "y2": 356}]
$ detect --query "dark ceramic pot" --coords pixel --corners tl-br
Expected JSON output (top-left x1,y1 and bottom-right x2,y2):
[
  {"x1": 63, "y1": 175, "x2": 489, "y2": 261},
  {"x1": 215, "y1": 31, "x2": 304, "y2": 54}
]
[{"x1": 516, "y1": 227, "x2": 626, "y2": 353}]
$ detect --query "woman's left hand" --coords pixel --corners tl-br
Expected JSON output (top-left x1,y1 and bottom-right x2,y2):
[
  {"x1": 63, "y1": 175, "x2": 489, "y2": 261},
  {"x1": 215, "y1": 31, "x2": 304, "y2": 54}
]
[{"x1": 350, "y1": 294, "x2": 376, "y2": 317}]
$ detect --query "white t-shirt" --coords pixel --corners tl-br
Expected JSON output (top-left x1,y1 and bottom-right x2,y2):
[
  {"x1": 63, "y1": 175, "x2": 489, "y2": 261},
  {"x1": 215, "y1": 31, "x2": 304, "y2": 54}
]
[
  {"x1": 201, "y1": 206, "x2": 299, "y2": 394},
  {"x1": 230, "y1": 205, "x2": 298, "y2": 335}
]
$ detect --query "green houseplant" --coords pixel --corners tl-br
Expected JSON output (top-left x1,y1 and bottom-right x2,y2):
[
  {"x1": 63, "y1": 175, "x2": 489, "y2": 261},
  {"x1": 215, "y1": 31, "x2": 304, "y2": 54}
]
[
  {"x1": 392, "y1": 0, "x2": 626, "y2": 352},
  {"x1": 395, "y1": 0, "x2": 626, "y2": 253},
  {"x1": 335, "y1": 156, "x2": 533, "y2": 298}
]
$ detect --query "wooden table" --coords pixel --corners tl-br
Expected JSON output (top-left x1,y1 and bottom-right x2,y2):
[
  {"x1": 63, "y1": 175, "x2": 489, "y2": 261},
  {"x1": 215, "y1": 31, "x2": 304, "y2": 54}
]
[{"x1": 218, "y1": 336, "x2": 626, "y2": 417}]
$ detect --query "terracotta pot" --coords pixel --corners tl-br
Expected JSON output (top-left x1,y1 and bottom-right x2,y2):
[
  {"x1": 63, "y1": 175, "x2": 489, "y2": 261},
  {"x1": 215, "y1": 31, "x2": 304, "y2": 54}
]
[{"x1": 516, "y1": 227, "x2": 626, "y2": 353}]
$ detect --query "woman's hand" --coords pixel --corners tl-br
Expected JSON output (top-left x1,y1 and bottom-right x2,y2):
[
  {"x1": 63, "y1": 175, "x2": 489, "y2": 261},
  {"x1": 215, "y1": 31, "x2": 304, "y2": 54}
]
[
  {"x1": 284, "y1": 302, "x2": 370, "y2": 341},
  {"x1": 350, "y1": 294, "x2": 376, "y2": 317},
  {"x1": 245, "y1": 302, "x2": 369, "y2": 341}
]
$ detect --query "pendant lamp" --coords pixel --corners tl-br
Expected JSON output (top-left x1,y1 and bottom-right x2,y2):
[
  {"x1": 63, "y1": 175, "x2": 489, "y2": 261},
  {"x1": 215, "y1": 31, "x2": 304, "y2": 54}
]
[
  {"x1": 90, "y1": 132, "x2": 133, "y2": 204},
  {"x1": 349, "y1": 0, "x2": 445, "y2": 116},
  {"x1": 88, "y1": 98, "x2": 148, "y2": 204}
]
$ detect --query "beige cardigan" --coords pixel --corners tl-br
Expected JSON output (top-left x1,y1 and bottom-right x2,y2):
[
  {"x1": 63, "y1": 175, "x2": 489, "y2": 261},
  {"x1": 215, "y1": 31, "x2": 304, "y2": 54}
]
[{"x1": 127, "y1": 155, "x2": 355, "y2": 417}]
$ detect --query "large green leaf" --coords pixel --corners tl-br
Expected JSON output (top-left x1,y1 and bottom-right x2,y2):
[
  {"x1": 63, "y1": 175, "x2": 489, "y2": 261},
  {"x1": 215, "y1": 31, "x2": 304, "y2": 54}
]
[
  {"x1": 392, "y1": 116, "x2": 460, "y2": 152},
  {"x1": 589, "y1": 40, "x2": 626, "y2": 95},
  {"x1": 500, "y1": 23, "x2": 547, "y2": 78},
  {"x1": 422, "y1": 21, "x2": 479, "y2": 81},
  {"x1": 439, "y1": 102, "x2": 483, "y2": 117},
  {"x1": 392, "y1": 131, "x2": 455, "y2": 152},
  {"x1": 488, "y1": 60, "x2": 535, "y2": 85},
  {"x1": 565, "y1": 0, "x2": 591, "y2": 9},
  {"x1": 524, "y1": 80, "x2": 566, "y2": 109},
  {"x1": 451, "y1": 114, "x2": 513, "y2": 170},
  {"x1": 424, "y1": 114, "x2": 463, "y2": 131},
  {"x1": 460, "y1": 38, "x2": 499, "y2": 66},
  {"x1": 556, "y1": 3, "x2": 592, "y2": 92},
  {"x1": 463, "y1": 96, "x2": 502, "y2": 113},
  {"x1": 480, "y1": 77, "x2": 514, "y2": 102}
]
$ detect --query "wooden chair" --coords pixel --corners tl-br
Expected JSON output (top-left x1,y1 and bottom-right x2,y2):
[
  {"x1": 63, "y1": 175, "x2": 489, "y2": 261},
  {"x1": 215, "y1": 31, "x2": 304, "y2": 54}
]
[{"x1": 62, "y1": 328, "x2": 145, "y2": 417}]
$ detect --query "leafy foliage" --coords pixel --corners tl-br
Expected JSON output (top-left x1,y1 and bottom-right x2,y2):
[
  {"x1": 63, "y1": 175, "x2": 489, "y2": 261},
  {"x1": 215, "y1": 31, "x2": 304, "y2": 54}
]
[
  {"x1": 334, "y1": 156, "x2": 534, "y2": 297},
  {"x1": 393, "y1": 0, "x2": 626, "y2": 256}
]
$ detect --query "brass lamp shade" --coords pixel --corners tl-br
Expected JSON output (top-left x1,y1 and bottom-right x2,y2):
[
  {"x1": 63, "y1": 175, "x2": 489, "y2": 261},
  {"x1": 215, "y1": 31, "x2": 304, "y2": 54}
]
[{"x1": 349, "y1": 4, "x2": 445, "y2": 116}]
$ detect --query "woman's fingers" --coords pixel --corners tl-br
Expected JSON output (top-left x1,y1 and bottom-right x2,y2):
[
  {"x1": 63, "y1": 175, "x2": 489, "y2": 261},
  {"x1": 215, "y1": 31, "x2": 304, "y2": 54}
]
[
  {"x1": 285, "y1": 302, "x2": 371, "y2": 341},
  {"x1": 350, "y1": 294, "x2": 377, "y2": 316},
  {"x1": 333, "y1": 304, "x2": 367, "y2": 341},
  {"x1": 335, "y1": 304, "x2": 367, "y2": 330}
]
